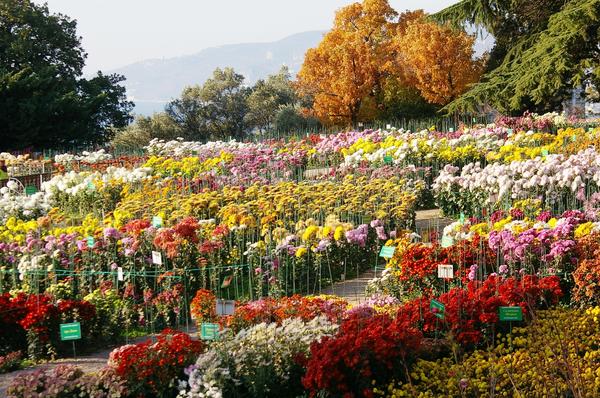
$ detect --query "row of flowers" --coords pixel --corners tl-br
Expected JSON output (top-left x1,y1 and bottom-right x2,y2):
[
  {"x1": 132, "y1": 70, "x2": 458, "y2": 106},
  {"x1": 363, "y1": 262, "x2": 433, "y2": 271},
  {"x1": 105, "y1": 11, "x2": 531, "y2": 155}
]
[
  {"x1": 1, "y1": 211, "x2": 407, "y2": 310},
  {"x1": 5, "y1": 271, "x2": 567, "y2": 398},
  {"x1": 369, "y1": 203, "x2": 600, "y2": 308},
  {"x1": 433, "y1": 147, "x2": 600, "y2": 216}
]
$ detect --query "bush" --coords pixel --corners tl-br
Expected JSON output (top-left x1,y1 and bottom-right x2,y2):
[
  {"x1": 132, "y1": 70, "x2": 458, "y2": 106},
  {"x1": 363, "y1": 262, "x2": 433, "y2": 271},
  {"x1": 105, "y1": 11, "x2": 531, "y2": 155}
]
[
  {"x1": 0, "y1": 351, "x2": 22, "y2": 373},
  {"x1": 181, "y1": 316, "x2": 337, "y2": 398},
  {"x1": 7, "y1": 364, "x2": 128, "y2": 398},
  {"x1": 0, "y1": 293, "x2": 97, "y2": 359},
  {"x1": 377, "y1": 307, "x2": 600, "y2": 397},
  {"x1": 222, "y1": 295, "x2": 347, "y2": 333},
  {"x1": 400, "y1": 275, "x2": 563, "y2": 346},
  {"x1": 302, "y1": 312, "x2": 422, "y2": 398},
  {"x1": 189, "y1": 289, "x2": 217, "y2": 327},
  {"x1": 108, "y1": 329, "x2": 203, "y2": 397}
]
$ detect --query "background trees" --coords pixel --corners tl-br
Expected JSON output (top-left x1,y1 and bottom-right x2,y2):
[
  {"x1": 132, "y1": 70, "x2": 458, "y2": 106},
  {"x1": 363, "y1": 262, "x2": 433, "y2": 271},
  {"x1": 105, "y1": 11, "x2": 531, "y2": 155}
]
[
  {"x1": 245, "y1": 66, "x2": 297, "y2": 132},
  {"x1": 166, "y1": 67, "x2": 250, "y2": 140},
  {"x1": 395, "y1": 20, "x2": 485, "y2": 105},
  {"x1": 0, "y1": 0, "x2": 132, "y2": 150},
  {"x1": 434, "y1": 0, "x2": 600, "y2": 113},
  {"x1": 296, "y1": 0, "x2": 400, "y2": 125},
  {"x1": 296, "y1": 0, "x2": 486, "y2": 126}
]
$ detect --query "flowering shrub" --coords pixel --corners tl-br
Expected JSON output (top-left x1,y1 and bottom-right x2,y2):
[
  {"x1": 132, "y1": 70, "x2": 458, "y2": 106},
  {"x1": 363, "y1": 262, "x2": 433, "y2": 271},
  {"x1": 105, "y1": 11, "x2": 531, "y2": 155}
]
[
  {"x1": 7, "y1": 364, "x2": 128, "y2": 398},
  {"x1": 180, "y1": 316, "x2": 337, "y2": 398},
  {"x1": 368, "y1": 234, "x2": 497, "y2": 300},
  {"x1": 434, "y1": 148, "x2": 600, "y2": 215},
  {"x1": 401, "y1": 275, "x2": 563, "y2": 345},
  {"x1": 108, "y1": 329, "x2": 203, "y2": 397},
  {"x1": 0, "y1": 292, "x2": 96, "y2": 359},
  {"x1": 84, "y1": 285, "x2": 128, "y2": 344},
  {"x1": 377, "y1": 307, "x2": 600, "y2": 397},
  {"x1": 573, "y1": 258, "x2": 600, "y2": 307},
  {"x1": 302, "y1": 311, "x2": 422, "y2": 398},
  {"x1": 222, "y1": 295, "x2": 348, "y2": 333},
  {"x1": 190, "y1": 289, "x2": 217, "y2": 326},
  {"x1": 0, "y1": 351, "x2": 22, "y2": 373}
]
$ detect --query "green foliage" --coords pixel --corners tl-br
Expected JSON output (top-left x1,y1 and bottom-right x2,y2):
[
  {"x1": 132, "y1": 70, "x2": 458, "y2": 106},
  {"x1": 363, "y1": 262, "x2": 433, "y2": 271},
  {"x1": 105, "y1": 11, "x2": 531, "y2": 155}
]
[
  {"x1": 379, "y1": 78, "x2": 440, "y2": 119},
  {"x1": 166, "y1": 66, "x2": 315, "y2": 140},
  {"x1": 84, "y1": 288, "x2": 127, "y2": 344},
  {"x1": 112, "y1": 113, "x2": 183, "y2": 151},
  {"x1": 0, "y1": 0, "x2": 132, "y2": 150},
  {"x1": 166, "y1": 67, "x2": 250, "y2": 140},
  {"x1": 274, "y1": 104, "x2": 321, "y2": 133},
  {"x1": 0, "y1": 0, "x2": 84, "y2": 78},
  {"x1": 245, "y1": 66, "x2": 297, "y2": 131},
  {"x1": 434, "y1": 0, "x2": 600, "y2": 113}
]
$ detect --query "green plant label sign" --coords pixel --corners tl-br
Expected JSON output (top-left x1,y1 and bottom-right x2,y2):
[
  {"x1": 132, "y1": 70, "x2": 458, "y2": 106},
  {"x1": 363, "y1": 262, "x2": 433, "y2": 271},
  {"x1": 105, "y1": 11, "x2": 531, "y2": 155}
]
[
  {"x1": 383, "y1": 155, "x2": 393, "y2": 164},
  {"x1": 440, "y1": 236, "x2": 453, "y2": 248},
  {"x1": 201, "y1": 323, "x2": 219, "y2": 340},
  {"x1": 152, "y1": 216, "x2": 163, "y2": 228},
  {"x1": 86, "y1": 236, "x2": 94, "y2": 248},
  {"x1": 499, "y1": 306, "x2": 523, "y2": 321},
  {"x1": 541, "y1": 149, "x2": 549, "y2": 157},
  {"x1": 459, "y1": 213, "x2": 465, "y2": 223},
  {"x1": 430, "y1": 299, "x2": 445, "y2": 319},
  {"x1": 507, "y1": 128, "x2": 513, "y2": 135},
  {"x1": 379, "y1": 246, "x2": 396, "y2": 258},
  {"x1": 25, "y1": 186, "x2": 37, "y2": 196},
  {"x1": 60, "y1": 322, "x2": 81, "y2": 341}
]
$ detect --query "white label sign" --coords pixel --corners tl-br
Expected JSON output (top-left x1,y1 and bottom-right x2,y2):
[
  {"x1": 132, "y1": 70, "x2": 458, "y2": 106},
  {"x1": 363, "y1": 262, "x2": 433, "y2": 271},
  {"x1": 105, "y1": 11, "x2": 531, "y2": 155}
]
[
  {"x1": 117, "y1": 267, "x2": 124, "y2": 281},
  {"x1": 437, "y1": 264, "x2": 454, "y2": 279},
  {"x1": 152, "y1": 251, "x2": 163, "y2": 265},
  {"x1": 215, "y1": 299, "x2": 235, "y2": 316}
]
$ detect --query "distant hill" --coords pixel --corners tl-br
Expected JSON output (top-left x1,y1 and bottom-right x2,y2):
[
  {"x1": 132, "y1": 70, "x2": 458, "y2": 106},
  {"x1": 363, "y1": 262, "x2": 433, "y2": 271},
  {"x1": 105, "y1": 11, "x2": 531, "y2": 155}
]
[
  {"x1": 109, "y1": 31, "x2": 325, "y2": 115},
  {"x1": 109, "y1": 30, "x2": 494, "y2": 116}
]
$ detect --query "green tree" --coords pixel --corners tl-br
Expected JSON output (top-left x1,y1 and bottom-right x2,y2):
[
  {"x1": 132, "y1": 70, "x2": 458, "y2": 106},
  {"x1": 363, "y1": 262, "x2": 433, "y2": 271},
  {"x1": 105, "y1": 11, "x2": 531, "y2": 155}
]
[
  {"x1": 245, "y1": 66, "x2": 297, "y2": 132},
  {"x1": 112, "y1": 112, "x2": 183, "y2": 151},
  {"x1": 165, "y1": 85, "x2": 206, "y2": 138},
  {"x1": 273, "y1": 105, "x2": 321, "y2": 133},
  {"x1": 0, "y1": 0, "x2": 132, "y2": 150},
  {"x1": 166, "y1": 67, "x2": 250, "y2": 140},
  {"x1": 379, "y1": 78, "x2": 439, "y2": 119},
  {"x1": 434, "y1": 0, "x2": 600, "y2": 113}
]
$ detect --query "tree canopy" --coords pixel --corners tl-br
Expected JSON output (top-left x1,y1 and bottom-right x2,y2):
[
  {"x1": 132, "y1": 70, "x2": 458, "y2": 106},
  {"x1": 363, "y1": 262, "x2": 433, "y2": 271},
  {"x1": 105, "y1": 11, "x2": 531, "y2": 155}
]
[
  {"x1": 0, "y1": 0, "x2": 132, "y2": 150},
  {"x1": 297, "y1": 0, "x2": 485, "y2": 125},
  {"x1": 433, "y1": 0, "x2": 600, "y2": 113},
  {"x1": 166, "y1": 67, "x2": 250, "y2": 140}
]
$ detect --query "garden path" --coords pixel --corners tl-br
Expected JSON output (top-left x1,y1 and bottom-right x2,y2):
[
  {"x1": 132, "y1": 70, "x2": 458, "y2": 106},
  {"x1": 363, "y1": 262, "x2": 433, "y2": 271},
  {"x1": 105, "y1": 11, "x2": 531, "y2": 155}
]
[{"x1": 321, "y1": 209, "x2": 453, "y2": 304}]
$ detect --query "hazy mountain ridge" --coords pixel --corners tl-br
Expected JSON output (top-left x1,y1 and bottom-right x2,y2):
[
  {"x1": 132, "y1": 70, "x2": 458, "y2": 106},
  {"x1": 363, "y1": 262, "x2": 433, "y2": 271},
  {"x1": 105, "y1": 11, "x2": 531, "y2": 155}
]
[
  {"x1": 109, "y1": 31, "x2": 325, "y2": 115},
  {"x1": 110, "y1": 30, "x2": 494, "y2": 116}
]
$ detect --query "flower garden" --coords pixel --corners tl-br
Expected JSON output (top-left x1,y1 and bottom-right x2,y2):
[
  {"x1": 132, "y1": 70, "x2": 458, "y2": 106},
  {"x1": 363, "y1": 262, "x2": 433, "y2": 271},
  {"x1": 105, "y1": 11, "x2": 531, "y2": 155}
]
[{"x1": 2, "y1": 112, "x2": 600, "y2": 397}]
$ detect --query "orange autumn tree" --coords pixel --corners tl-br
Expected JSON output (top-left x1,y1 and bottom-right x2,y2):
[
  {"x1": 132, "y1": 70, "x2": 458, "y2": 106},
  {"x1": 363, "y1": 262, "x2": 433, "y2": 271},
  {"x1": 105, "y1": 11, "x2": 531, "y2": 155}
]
[
  {"x1": 297, "y1": 0, "x2": 399, "y2": 125},
  {"x1": 395, "y1": 20, "x2": 486, "y2": 105}
]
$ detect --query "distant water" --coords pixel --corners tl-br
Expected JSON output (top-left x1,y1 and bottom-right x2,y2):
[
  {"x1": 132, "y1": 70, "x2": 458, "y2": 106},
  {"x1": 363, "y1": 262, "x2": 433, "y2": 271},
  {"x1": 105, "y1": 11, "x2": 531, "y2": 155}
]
[{"x1": 132, "y1": 100, "x2": 168, "y2": 116}]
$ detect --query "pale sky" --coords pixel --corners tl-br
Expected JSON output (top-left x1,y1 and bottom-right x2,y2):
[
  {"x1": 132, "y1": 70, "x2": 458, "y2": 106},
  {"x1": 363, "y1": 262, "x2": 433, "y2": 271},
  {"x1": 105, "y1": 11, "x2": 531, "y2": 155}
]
[{"x1": 35, "y1": 0, "x2": 458, "y2": 73}]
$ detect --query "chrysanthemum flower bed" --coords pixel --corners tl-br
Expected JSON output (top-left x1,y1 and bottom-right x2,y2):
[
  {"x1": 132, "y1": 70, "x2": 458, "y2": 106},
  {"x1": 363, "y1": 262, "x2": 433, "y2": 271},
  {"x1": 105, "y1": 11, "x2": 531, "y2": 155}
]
[{"x1": 2, "y1": 116, "x2": 600, "y2": 396}]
